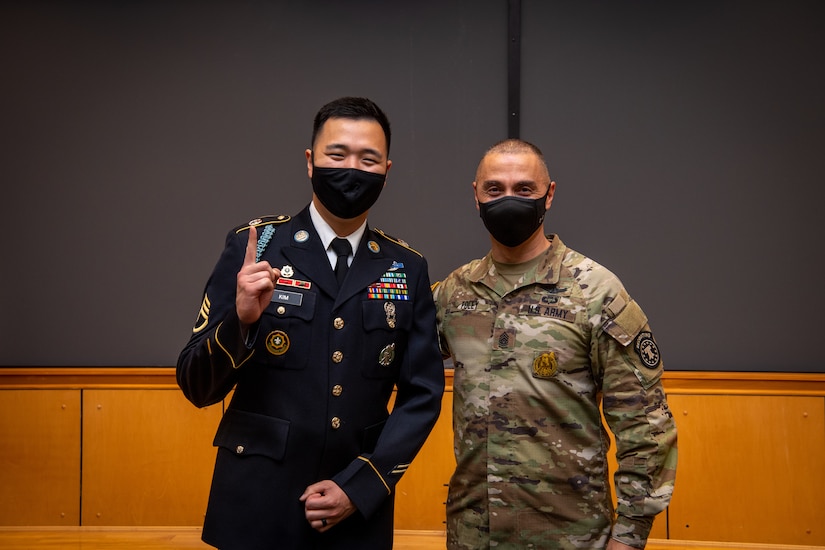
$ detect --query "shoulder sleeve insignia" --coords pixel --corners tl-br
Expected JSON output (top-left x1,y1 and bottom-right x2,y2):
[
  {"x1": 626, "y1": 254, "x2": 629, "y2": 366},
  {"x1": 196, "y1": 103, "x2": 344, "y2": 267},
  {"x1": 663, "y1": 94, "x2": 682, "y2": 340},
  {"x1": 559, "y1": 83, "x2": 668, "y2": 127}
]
[
  {"x1": 373, "y1": 228, "x2": 422, "y2": 257},
  {"x1": 634, "y1": 331, "x2": 661, "y2": 369}
]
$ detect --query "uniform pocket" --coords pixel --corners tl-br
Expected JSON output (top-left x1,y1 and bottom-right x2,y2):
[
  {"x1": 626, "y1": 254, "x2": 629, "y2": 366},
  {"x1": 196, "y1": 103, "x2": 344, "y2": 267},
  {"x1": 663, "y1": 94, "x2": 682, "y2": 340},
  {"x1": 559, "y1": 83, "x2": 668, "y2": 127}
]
[
  {"x1": 360, "y1": 300, "x2": 412, "y2": 379},
  {"x1": 213, "y1": 408, "x2": 290, "y2": 462},
  {"x1": 259, "y1": 290, "x2": 316, "y2": 369}
]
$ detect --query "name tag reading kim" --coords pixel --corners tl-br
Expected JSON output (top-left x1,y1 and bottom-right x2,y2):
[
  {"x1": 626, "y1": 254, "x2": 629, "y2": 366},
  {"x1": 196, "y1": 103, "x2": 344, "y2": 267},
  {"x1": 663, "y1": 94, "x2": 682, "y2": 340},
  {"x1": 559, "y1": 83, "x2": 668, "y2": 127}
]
[{"x1": 271, "y1": 290, "x2": 303, "y2": 306}]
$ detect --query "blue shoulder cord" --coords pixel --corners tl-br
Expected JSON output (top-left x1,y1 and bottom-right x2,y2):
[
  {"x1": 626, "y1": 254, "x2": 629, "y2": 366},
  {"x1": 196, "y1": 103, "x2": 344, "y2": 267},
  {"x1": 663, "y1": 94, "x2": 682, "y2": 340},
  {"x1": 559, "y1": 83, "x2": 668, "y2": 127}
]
[{"x1": 255, "y1": 224, "x2": 276, "y2": 263}]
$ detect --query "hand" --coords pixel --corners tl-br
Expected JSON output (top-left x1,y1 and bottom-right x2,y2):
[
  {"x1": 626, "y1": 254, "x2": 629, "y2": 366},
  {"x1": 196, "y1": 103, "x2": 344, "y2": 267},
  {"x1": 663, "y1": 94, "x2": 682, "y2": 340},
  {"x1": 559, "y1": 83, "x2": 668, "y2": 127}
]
[
  {"x1": 299, "y1": 480, "x2": 357, "y2": 532},
  {"x1": 235, "y1": 225, "x2": 279, "y2": 328},
  {"x1": 607, "y1": 539, "x2": 639, "y2": 550}
]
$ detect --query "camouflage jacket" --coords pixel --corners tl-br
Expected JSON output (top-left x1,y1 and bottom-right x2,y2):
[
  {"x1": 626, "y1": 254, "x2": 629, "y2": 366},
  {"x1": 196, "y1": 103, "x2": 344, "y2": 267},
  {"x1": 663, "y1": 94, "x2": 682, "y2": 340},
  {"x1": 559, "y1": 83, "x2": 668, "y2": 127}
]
[{"x1": 433, "y1": 235, "x2": 677, "y2": 549}]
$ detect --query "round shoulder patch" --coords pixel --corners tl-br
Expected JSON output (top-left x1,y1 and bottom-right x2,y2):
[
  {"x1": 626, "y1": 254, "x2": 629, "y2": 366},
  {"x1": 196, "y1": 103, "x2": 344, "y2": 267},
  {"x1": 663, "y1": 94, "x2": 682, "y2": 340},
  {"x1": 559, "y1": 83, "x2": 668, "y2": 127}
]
[{"x1": 634, "y1": 331, "x2": 661, "y2": 369}]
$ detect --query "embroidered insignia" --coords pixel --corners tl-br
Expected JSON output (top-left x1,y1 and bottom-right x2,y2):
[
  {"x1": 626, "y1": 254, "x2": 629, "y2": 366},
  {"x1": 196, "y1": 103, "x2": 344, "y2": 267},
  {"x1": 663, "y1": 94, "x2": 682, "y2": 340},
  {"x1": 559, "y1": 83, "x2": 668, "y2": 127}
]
[
  {"x1": 277, "y1": 277, "x2": 310, "y2": 289},
  {"x1": 634, "y1": 331, "x2": 661, "y2": 369},
  {"x1": 458, "y1": 300, "x2": 478, "y2": 311},
  {"x1": 293, "y1": 230, "x2": 309, "y2": 243},
  {"x1": 255, "y1": 224, "x2": 275, "y2": 262},
  {"x1": 368, "y1": 240, "x2": 380, "y2": 253},
  {"x1": 391, "y1": 462, "x2": 410, "y2": 475},
  {"x1": 384, "y1": 301, "x2": 396, "y2": 328},
  {"x1": 532, "y1": 352, "x2": 558, "y2": 379},
  {"x1": 266, "y1": 330, "x2": 290, "y2": 356},
  {"x1": 368, "y1": 271, "x2": 409, "y2": 300},
  {"x1": 192, "y1": 294, "x2": 211, "y2": 333},
  {"x1": 492, "y1": 327, "x2": 516, "y2": 350},
  {"x1": 281, "y1": 265, "x2": 294, "y2": 278},
  {"x1": 378, "y1": 343, "x2": 396, "y2": 366}
]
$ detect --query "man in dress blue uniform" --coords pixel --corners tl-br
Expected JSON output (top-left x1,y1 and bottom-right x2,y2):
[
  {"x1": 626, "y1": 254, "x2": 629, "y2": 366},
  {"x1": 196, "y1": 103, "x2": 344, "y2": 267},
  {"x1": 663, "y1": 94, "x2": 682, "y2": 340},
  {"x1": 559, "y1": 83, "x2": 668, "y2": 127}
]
[{"x1": 177, "y1": 97, "x2": 445, "y2": 550}]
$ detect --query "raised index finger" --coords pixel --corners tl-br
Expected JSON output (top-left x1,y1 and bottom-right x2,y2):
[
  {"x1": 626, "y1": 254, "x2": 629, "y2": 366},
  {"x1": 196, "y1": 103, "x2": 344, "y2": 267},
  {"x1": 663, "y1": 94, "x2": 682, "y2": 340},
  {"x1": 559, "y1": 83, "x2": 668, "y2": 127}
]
[{"x1": 244, "y1": 224, "x2": 258, "y2": 266}]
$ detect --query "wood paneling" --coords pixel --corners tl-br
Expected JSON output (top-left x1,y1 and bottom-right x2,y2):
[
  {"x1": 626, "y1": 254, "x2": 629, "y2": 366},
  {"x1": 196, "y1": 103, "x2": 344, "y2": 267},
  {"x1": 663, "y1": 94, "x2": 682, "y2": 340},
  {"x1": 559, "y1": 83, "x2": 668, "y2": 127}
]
[
  {"x1": 81, "y1": 389, "x2": 222, "y2": 526},
  {"x1": 0, "y1": 390, "x2": 81, "y2": 525},
  {"x1": 666, "y1": 394, "x2": 825, "y2": 546},
  {"x1": 1, "y1": 528, "x2": 823, "y2": 550},
  {"x1": 2, "y1": 368, "x2": 825, "y2": 547},
  {"x1": 395, "y1": 391, "x2": 454, "y2": 530}
]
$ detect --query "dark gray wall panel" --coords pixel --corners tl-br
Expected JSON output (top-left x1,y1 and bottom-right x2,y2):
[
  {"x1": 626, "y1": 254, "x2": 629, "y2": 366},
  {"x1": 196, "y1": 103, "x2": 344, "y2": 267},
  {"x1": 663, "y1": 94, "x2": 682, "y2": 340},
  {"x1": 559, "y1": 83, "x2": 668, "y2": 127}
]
[{"x1": 521, "y1": 0, "x2": 825, "y2": 371}]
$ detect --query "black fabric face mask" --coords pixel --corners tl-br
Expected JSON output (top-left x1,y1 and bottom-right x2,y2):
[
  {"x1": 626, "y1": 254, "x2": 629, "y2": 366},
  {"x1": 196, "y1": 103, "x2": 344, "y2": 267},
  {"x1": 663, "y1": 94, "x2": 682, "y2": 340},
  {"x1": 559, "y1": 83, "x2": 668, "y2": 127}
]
[
  {"x1": 478, "y1": 192, "x2": 548, "y2": 247},
  {"x1": 311, "y1": 166, "x2": 386, "y2": 219}
]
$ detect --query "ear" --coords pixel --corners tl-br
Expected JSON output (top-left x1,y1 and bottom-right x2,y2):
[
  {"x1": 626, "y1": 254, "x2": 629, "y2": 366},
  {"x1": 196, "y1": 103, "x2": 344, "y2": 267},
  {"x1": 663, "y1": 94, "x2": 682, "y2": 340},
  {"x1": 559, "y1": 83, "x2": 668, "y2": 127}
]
[
  {"x1": 383, "y1": 159, "x2": 392, "y2": 182},
  {"x1": 472, "y1": 180, "x2": 480, "y2": 211},
  {"x1": 305, "y1": 149, "x2": 313, "y2": 178},
  {"x1": 545, "y1": 180, "x2": 556, "y2": 210}
]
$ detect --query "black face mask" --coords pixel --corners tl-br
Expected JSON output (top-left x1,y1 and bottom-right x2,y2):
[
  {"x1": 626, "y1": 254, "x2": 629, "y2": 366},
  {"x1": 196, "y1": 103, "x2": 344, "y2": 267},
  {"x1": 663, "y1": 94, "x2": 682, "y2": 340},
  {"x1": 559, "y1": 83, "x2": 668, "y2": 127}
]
[
  {"x1": 311, "y1": 166, "x2": 386, "y2": 219},
  {"x1": 478, "y1": 192, "x2": 548, "y2": 247}
]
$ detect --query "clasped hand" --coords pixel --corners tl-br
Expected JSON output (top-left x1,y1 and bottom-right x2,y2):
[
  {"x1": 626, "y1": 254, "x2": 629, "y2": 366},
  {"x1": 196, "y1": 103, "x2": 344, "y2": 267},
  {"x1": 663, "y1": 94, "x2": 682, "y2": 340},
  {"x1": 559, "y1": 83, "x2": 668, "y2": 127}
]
[{"x1": 300, "y1": 480, "x2": 357, "y2": 533}]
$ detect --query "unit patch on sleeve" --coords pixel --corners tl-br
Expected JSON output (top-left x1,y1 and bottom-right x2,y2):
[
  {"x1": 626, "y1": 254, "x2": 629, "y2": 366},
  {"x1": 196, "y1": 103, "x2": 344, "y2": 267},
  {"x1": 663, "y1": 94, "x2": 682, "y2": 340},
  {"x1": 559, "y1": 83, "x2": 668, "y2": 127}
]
[{"x1": 634, "y1": 331, "x2": 661, "y2": 369}]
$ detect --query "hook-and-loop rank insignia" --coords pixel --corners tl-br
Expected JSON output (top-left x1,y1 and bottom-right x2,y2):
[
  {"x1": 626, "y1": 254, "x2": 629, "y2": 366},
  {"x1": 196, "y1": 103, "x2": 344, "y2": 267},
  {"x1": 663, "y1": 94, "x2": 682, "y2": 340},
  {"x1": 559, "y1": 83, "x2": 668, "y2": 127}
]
[{"x1": 368, "y1": 270, "x2": 409, "y2": 300}]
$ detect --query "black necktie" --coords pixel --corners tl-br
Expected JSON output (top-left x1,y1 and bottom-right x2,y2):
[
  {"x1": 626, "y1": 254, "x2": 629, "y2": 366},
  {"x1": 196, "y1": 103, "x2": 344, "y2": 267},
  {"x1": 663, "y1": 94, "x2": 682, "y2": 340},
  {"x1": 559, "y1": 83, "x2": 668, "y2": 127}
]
[{"x1": 331, "y1": 237, "x2": 352, "y2": 286}]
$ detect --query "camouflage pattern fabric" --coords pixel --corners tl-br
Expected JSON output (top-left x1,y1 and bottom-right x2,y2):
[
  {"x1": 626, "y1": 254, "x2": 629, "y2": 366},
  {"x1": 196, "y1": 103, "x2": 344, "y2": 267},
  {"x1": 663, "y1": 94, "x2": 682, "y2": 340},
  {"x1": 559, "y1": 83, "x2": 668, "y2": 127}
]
[{"x1": 433, "y1": 235, "x2": 677, "y2": 549}]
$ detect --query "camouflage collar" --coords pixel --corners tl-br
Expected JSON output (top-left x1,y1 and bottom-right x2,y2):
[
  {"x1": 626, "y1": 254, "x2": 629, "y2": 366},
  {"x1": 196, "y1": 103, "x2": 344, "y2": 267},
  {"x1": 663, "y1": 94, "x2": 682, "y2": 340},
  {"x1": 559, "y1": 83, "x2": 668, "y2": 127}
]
[{"x1": 469, "y1": 234, "x2": 565, "y2": 294}]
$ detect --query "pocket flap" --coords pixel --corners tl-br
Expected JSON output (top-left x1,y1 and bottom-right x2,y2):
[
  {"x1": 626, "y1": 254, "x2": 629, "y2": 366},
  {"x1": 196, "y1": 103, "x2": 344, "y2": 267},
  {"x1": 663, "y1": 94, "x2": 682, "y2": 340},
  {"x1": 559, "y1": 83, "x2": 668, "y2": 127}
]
[{"x1": 213, "y1": 408, "x2": 290, "y2": 461}]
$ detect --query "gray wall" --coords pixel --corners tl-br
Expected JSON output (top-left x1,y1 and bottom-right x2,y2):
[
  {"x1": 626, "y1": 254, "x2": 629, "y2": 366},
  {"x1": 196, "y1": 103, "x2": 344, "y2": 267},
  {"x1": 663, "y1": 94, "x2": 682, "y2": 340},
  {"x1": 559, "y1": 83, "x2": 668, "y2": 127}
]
[{"x1": 1, "y1": 1, "x2": 823, "y2": 371}]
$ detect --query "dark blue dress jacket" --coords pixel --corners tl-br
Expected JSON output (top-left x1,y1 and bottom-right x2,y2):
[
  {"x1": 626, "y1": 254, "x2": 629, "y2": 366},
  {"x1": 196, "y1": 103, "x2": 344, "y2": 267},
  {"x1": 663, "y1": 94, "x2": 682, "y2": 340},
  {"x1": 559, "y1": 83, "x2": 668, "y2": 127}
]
[{"x1": 177, "y1": 206, "x2": 445, "y2": 550}]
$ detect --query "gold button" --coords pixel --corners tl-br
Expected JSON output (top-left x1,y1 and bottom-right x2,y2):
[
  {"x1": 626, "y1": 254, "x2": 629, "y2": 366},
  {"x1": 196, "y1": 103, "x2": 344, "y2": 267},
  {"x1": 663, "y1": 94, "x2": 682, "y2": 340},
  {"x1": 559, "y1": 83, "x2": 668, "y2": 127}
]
[
  {"x1": 332, "y1": 385, "x2": 343, "y2": 397},
  {"x1": 332, "y1": 351, "x2": 343, "y2": 363},
  {"x1": 236, "y1": 445, "x2": 245, "y2": 454},
  {"x1": 331, "y1": 417, "x2": 341, "y2": 429},
  {"x1": 333, "y1": 317, "x2": 345, "y2": 330},
  {"x1": 277, "y1": 306, "x2": 286, "y2": 315}
]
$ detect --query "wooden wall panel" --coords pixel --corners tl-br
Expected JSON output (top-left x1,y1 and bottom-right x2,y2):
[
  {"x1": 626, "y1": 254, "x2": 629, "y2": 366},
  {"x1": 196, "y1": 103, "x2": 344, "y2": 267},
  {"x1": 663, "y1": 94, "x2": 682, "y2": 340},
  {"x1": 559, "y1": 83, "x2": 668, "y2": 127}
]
[
  {"x1": 666, "y1": 394, "x2": 825, "y2": 546},
  {"x1": 0, "y1": 390, "x2": 81, "y2": 525},
  {"x1": 394, "y1": 390, "x2": 454, "y2": 530},
  {"x1": 81, "y1": 390, "x2": 222, "y2": 526}
]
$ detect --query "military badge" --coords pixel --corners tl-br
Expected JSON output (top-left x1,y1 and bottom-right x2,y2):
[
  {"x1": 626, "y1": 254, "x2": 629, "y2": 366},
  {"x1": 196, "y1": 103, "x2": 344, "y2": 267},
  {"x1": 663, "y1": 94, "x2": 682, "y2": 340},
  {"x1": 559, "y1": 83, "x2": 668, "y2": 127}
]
[
  {"x1": 378, "y1": 343, "x2": 396, "y2": 366},
  {"x1": 248, "y1": 218, "x2": 262, "y2": 226},
  {"x1": 368, "y1": 240, "x2": 380, "y2": 253},
  {"x1": 265, "y1": 330, "x2": 290, "y2": 356},
  {"x1": 384, "y1": 301, "x2": 396, "y2": 328},
  {"x1": 532, "y1": 351, "x2": 558, "y2": 379},
  {"x1": 293, "y1": 230, "x2": 309, "y2": 243},
  {"x1": 634, "y1": 331, "x2": 661, "y2": 368},
  {"x1": 281, "y1": 265, "x2": 294, "y2": 278}
]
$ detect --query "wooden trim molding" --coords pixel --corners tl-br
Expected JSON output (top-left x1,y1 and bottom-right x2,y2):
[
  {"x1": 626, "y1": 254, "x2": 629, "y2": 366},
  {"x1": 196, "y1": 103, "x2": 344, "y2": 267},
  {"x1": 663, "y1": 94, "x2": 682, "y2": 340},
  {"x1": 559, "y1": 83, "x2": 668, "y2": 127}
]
[
  {"x1": 661, "y1": 371, "x2": 825, "y2": 396},
  {"x1": 1, "y1": 367, "x2": 823, "y2": 395}
]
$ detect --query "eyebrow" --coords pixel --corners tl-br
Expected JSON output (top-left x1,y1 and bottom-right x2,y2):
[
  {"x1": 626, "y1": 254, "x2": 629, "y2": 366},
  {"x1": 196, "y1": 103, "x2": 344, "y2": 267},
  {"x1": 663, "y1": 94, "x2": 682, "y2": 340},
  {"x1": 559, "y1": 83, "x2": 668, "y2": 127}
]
[{"x1": 480, "y1": 179, "x2": 538, "y2": 188}]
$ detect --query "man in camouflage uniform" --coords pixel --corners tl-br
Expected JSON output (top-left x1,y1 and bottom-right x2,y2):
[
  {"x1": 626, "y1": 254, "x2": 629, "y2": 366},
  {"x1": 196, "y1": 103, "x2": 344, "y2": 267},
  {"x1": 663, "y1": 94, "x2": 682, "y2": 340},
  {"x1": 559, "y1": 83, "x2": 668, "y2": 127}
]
[{"x1": 433, "y1": 139, "x2": 677, "y2": 549}]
